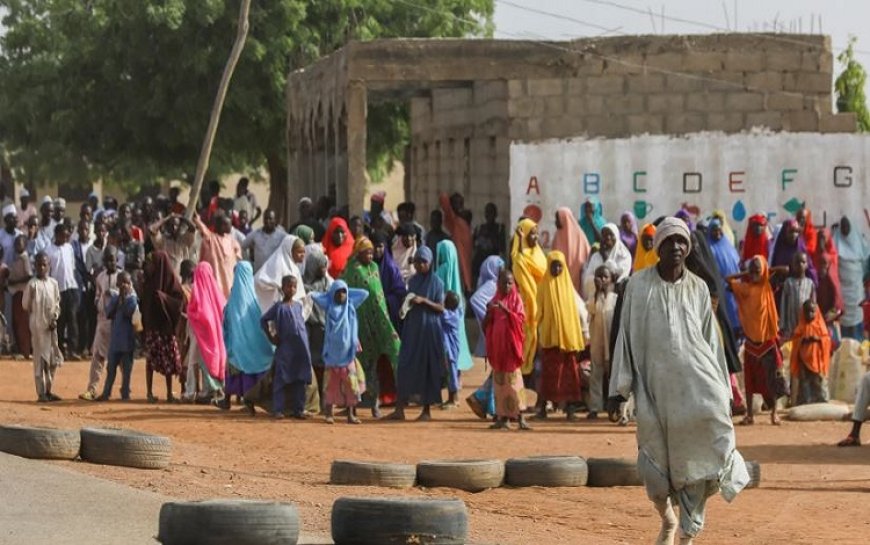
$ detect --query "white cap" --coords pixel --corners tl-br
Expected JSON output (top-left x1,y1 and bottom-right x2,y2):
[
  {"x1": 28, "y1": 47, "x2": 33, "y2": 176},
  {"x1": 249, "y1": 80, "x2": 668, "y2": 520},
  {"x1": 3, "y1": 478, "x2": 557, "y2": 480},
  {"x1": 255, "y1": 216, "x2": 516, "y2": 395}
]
[
  {"x1": 2, "y1": 204, "x2": 16, "y2": 217},
  {"x1": 19, "y1": 188, "x2": 30, "y2": 198}
]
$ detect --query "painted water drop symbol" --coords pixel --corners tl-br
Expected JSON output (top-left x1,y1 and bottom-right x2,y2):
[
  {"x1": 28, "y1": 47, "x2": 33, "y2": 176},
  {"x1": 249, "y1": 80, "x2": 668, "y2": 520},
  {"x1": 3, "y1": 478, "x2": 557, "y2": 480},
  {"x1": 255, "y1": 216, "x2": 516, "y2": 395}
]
[{"x1": 732, "y1": 200, "x2": 746, "y2": 222}]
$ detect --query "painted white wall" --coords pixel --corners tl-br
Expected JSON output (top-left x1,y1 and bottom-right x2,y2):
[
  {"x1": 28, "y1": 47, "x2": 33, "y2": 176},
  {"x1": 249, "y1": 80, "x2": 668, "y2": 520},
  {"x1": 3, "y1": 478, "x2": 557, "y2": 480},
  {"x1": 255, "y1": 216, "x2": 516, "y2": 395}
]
[{"x1": 510, "y1": 131, "x2": 870, "y2": 248}]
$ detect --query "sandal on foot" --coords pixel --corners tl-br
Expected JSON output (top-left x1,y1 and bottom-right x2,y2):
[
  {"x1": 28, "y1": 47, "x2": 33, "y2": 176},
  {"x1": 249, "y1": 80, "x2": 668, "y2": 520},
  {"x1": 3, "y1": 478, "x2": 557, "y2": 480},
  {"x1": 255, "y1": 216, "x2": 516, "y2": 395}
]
[
  {"x1": 837, "y1": 435, "x2": 861, "y2": 447},
  {"x1": 147, "y1": 394, "x2": 159, "y2": 404}
]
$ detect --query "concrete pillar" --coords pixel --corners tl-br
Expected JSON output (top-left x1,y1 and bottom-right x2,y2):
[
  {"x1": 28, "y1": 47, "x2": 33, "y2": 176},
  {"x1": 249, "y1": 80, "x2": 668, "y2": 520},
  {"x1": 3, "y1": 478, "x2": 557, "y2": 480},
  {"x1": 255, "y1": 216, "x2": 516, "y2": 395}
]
[{"x1": 345, "y1": 81, "x2": 367, "y2": 216}]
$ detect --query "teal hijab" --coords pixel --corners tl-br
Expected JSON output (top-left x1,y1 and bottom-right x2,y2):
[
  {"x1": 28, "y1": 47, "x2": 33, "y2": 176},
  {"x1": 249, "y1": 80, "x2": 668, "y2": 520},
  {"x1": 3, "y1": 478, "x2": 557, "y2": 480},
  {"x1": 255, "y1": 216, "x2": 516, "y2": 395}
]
[
  {"x1": 223, "y1": 261, "x2": 275, "y2": 373},
  {"x1": 579, "y1": 196, "x2": 607, "y2": 244},
  {"x1": 435, "y1": 240, "x2": 474, "y2": 371}
]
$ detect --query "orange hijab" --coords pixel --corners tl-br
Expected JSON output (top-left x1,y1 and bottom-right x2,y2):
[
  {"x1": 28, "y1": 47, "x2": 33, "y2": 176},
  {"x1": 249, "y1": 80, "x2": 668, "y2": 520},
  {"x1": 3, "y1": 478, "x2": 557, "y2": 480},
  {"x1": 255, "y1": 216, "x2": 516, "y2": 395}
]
[
  {"x1": 729, "y1": 255, "x2": 779, "y2": 343},
  {"x1": 790, "y1": 306, "x2": 831, "y2": 377}
]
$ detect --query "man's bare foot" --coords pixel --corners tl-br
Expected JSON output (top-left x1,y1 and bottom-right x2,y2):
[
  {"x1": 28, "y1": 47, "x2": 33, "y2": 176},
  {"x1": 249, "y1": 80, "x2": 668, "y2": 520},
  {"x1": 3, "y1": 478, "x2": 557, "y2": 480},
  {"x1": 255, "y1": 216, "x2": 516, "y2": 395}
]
[
  {"x1": 771, "y1": 414, "x2": 782, "y2": 426},
  {"x1": 325, "y1": 416, "x2": 335, "y2": 424}
]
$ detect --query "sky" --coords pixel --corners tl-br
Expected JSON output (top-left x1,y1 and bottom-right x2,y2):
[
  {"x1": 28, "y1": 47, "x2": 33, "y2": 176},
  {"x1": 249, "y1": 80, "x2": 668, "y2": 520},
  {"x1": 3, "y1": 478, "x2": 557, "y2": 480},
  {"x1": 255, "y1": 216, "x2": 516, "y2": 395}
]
[{"x1": 493, "y1": 0, "x2": 870, "y2": 77}]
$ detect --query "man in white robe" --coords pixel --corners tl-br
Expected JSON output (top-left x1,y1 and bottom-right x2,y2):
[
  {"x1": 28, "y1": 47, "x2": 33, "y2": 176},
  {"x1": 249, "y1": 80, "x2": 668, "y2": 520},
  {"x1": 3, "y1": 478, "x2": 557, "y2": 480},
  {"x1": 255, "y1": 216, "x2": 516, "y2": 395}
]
[{"x1": 609, "y1": 217, "x2": 749, "y2": 545}]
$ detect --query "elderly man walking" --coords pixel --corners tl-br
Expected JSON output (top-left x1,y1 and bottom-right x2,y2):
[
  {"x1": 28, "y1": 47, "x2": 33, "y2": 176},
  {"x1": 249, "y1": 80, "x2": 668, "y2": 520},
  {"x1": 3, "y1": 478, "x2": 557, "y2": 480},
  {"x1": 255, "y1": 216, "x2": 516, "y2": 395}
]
[{"x1": 609, "y1": 217, "x2": 749, "y2": 545}]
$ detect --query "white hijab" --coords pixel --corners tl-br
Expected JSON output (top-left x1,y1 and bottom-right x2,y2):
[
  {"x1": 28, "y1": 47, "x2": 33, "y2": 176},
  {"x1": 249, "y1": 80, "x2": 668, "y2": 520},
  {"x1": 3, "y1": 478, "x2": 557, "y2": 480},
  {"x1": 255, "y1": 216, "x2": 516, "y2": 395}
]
[
  {"x1": 253, "y1": 235, "x2": 307, "y2": 313},
  {"x1": 582, "y1": 223, "x2": 633, "y2": 298},
  {"x1": 391, "y1": 235, "x2": 417, "y2": 286}
]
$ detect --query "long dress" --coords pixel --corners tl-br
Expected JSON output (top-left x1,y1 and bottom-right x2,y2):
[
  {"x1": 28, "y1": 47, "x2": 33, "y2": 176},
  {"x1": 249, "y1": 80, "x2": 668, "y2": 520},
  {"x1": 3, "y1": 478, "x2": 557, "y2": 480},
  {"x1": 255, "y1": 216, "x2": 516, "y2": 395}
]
[
  {"x1": 341, "y1": 257, "x2": 401, "y2": 404},
  {"x1": 833, "y1": 221, "x2": 870, "y2": 332},
  {"x1": 536, "y1": 251, "x2": 584, "y2": 403},
  {"x1": 396, "y1": 269, "x2": 445, "y2": 406},
  {"x1": 611, "y1": 266, "x2": 749, "y2": 537},
  {"x1": 224, "y1": 261, "x2": 274, "y2": 396},
  {"x1": 551, "y1": 207, "x2": 590, "y2": 296},
  {"x1": 373, "y1": 235, "x2": 408, "y2": 332},
  {"x1": 707, "y1": 229, "x2": 742, "y2": 335},
  {"x1": 790, "y1": 309, "x2": 831, "y2": 405},
  {"x1": 435, "y1": 240, "x2": 473, "y2": 371},
  {"x1": 254, "y1": 235, "x2": 307, "y2": 313},
  {"x1": 142, "y1": 251, "x2": 183, "y2": 377},
  {"x1": 511, "y1": 219, "x2": 546, "y2": 375},
  {"x1": 466, "y1": 255, "x2": 504, "y2": 419},
  {"x1": 440, "y1": 193, "x2": 473, "y2": 293}
]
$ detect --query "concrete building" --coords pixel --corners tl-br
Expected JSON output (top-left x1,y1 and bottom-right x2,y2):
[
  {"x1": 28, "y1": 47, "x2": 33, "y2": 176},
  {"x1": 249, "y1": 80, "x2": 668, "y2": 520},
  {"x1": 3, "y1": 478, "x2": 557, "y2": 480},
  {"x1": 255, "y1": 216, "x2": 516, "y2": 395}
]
[{"x1": 285, "y1": 33, "x2": 853, "y2": 220}]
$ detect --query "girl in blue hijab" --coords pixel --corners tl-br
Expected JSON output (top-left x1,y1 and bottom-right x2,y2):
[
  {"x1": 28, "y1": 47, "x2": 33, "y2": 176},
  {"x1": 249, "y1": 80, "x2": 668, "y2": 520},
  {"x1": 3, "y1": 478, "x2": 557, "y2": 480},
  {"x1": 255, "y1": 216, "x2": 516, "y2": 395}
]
[
  {"x1": 579, "y1": 197, "x2": 607, "y2": 245},
  {"x1": 312, "y1": 280, "x2": 369, "y2": 424},
  {"x1": 222, "y1": 261, "x2": 275, "y2": 407}
]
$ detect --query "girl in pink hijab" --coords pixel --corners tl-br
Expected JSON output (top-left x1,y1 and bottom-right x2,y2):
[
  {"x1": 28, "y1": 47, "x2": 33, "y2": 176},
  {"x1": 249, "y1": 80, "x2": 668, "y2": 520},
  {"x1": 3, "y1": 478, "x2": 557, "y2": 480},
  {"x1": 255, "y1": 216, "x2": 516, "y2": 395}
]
[
  {"x1": 551, "y1": 207, "x2": 591, "y2": 296},
  {"x1": 188, "y1": 262, "x2": 228, "y2": 396}
]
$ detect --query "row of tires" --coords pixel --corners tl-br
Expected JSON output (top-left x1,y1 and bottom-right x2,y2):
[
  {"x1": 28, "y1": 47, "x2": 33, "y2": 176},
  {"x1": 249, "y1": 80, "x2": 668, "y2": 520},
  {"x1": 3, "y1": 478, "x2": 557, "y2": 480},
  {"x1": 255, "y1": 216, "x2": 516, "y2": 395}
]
[
  {"x1": 0, "y1": 424, "x2": 171, "y2": 469},
  {"x1": 330, "y1": 457, "x2": 762, "y2": 491},
  {"x1": 158, "y1": 497, "x2": 468, "y2": 545}
]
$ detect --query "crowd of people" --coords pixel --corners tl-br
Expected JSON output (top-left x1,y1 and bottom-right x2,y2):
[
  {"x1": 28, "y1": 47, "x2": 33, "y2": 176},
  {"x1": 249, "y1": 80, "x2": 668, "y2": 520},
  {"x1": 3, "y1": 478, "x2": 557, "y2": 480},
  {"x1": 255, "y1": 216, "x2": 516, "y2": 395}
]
[{"x1": 5, "y1": 176, "x2": 870, "y2": 437}]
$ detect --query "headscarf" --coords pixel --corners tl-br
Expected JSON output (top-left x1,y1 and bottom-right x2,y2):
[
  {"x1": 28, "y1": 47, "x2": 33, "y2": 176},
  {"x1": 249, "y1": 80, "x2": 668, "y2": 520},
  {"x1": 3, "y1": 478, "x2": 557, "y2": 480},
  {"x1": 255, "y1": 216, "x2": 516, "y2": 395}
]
[
  {"x1": 633, "y1": 224, "x2": 659, "y2": 272},
  {"x1": 730, "y1": 256, "x2": 779, "y2": 343},
  {"x1": 619, "y1": 210, "x2": 638, "y2": 258},
  {"x1": 600, "y1": 223, "x2": 633, "y2": 280},
  {"x1": 469, "y1": 256, "x2": 504, "y2": 357},
  {"x1": 673, "y1": 208, "x2": 695, "y2": 231},
  {"x1": 254, "y1": 235, "x2": 306, "y2": 313},
  {"x1": 141, "y1": 251, "x2": 184, "y2": 336},
  {"x1": 789, "y1": 305, "x2": 831, "y2": 378},
  {"x1": 372, "y1": 231, "x2": 407, "y2": 329},
  {"x1": 536, "y1": 251, "x2": 584, "y2": 352},
  {"x1": 392, "y1": 223, "x2": 417, "y2": 285},
  {"x1": 833, "y1": 218, "x2": 870, "y2": 261},
  {"x1": 816, "y1": 252, "x2": 844, "y2": 318},
  {"x1": 771, "y1": 219, "x2": 817, "y2": 284},
  {"x1": 551, "y1": 207, "x2": 591, "y2": 294},
  {"x1": 742, "y1": 214, "x2": 770, "y2": 263},
  {"x1": 435, "y1": 240, "x2": 474, "y2": 371},
  {"x1": 353, "y1": 235, "x2": 374, "y2": 255},
  {"x1": 800, "y1": 208, "x2": 818, "y2": 256},
  {"x1": 223, "y1": 261, "x2": 274, "y2": 374},
  {"x1": 653, "y1": 217, "x2": 692, "y2": 254},
  {"x1": 510, "y1": 218, "x2": 547, "y2": 373},
  {"x1": 485, "y1": 279, "x2": 525, "y2": 372},
  {"x1": 311, "y1": 280, "x2": 368, "y2": 367},
  {"x1": 323, "y1": 217, "x2": 355, "y2": 279},
  {"x1": 578, "y1": 196, "x2": 606, "y2": 244},
  {"x1": 292, "y1": 224, "x2": 315, "y2": 245},
  {"x1": 711, "y1": 209, "x2": 736, "y2": 247},
  {"x1": 813, "y1": 228, "x2": 839, "y2": 275},
  {"x1": 188, "y1": 262, "x2": 227, "y2": 381}
]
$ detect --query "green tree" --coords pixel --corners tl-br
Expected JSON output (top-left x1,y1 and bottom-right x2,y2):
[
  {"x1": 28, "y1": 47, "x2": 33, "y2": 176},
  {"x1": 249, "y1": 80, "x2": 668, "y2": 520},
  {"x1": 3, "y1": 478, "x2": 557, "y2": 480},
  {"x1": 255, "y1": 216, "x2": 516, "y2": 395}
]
[
  {"x1": 0, "y1": 0, "x2": 493, "y2": 215},
  {"x1": 835, "y1": 36, "x2": 870, "y2": 133}
]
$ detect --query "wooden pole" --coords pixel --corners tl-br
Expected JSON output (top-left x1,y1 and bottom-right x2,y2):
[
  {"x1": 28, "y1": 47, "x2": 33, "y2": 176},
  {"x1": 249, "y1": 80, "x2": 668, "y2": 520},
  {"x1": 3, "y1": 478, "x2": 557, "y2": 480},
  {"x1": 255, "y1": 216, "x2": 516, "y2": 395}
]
[{"x1": 185, "y1": 0, "x2": 252, "y2": 219}]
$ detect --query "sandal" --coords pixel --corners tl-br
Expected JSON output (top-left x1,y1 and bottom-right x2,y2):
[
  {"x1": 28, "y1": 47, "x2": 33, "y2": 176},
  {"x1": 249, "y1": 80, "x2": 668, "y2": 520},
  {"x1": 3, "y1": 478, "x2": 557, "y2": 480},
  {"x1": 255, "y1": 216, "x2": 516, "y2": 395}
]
[
  {"x1": 738, "y1": 416, "x2": 754, "y2": 426},
  {"x1": 347, "y1": 416, "x2": 362, "y2": 425},
  {"x1": 837, "y1": 435, "x2": 861, "y2": 447},
  {"x1": 147, "y1": 394, "x2": 158, "y2": 404}
]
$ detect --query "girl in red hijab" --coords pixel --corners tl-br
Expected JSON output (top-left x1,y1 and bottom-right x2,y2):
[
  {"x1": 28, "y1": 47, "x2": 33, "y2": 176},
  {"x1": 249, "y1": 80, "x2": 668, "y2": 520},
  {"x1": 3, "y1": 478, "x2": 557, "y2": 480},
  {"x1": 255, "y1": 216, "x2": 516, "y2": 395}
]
[
  {"x1": 741, "y1": 214, "x2": 770, "y2": 263},
  {"x1": 796, "y1": 207, "x2": 818, "y2": 256},
  {"x1": 323, "y1": 218, "x2": 355, "y2": 279}
]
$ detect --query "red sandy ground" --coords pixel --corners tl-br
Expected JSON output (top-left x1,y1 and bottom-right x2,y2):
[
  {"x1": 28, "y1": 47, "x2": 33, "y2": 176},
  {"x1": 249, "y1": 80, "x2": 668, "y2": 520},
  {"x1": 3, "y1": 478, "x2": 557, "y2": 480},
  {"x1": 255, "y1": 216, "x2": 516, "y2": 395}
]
[{"x1": 1, "y1": 358, "x2": 868, "y2": 545}]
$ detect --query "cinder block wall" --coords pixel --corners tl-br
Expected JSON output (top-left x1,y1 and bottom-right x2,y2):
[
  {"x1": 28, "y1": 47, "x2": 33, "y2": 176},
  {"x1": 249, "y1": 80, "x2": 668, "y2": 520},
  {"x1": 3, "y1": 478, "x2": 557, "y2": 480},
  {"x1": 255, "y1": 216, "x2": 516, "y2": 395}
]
[{"x1": 408, "y1": 33, "x2": 853, "y2": 223}]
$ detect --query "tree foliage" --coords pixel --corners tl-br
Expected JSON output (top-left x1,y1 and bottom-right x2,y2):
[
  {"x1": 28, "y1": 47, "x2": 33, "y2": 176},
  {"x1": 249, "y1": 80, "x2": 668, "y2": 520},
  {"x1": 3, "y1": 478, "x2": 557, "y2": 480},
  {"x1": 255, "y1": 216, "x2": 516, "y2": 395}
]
[
  {"x1": 835, "y1": 36, "x2": 870, "y2": 133},
  {"x1": 0, "y1": 0, "x2": 493, "y2": 199}
]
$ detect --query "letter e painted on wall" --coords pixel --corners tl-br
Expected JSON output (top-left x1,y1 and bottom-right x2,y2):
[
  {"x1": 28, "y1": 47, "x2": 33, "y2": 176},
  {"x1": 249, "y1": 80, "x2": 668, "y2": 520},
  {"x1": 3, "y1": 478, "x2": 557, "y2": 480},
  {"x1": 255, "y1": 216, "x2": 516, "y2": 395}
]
[{"x1": 729, "y1": 171, "x2": 745, "y2": 193}]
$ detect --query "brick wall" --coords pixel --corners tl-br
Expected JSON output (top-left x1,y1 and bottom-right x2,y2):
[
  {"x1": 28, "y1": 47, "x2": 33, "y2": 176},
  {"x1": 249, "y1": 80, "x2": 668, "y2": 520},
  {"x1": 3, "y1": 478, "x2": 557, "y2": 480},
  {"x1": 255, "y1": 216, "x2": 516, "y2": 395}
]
[{"x1": 408, "y1": 33, "x2": 854, "y2": 222}]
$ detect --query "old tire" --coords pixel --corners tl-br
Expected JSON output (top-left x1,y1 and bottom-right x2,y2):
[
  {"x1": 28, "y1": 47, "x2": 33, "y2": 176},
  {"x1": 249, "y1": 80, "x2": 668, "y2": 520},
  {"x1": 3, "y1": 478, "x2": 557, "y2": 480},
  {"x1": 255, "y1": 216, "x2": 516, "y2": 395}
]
[
  {"x1": 586, "y1": 457, "x2": 643, "y2": 487},
  {"x1": 505, "y1": 456, "x2": 588, "y2": 487},
  {"x1": 786, "y1": 403, "x2": 851, "y2": 422},
  {"x1": 331, "y1": 496, "x2": 467, "y2": 545},
  {"x1": 416, "y1": 459, "x2": 504, "y2": 492},
  {"x1": 0, "y1": 425, "x2": 80, "y2": 460},
  {"x1": 745, "y1": 460, "x2": 761, "y2": 489},
  {"x1": 330, "y1": 460, "x2": 416, "y2": 488},
  {"x1": 158, "y1": 499, "x2": 299, "y2": 545},
  {"x1": 80, "y1": 427, "x2": 171, "y2": 469}
]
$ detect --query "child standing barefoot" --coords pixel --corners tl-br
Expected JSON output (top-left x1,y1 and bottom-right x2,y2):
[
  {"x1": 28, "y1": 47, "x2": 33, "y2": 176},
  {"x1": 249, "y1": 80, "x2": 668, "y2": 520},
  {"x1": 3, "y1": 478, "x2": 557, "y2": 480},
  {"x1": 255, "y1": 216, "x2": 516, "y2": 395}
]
[
  {"x1": 22, "y1": 252, "x2": 62, "y2": 402},
  {"x1": 587, "y1": 265, "x2": 618, "y2": 421},
  {"x1": 483, "y1": 270, "x2": 530, "y2": 430},
  {"x1": 441, "y1": 291, "x2": 462, "y2": 409},
  {"x1": 312, "y1": 280, "x2": 368, "y2": 424},
  {"x1": 260, "y1": 275, "x2": 312, "y2": 419}
]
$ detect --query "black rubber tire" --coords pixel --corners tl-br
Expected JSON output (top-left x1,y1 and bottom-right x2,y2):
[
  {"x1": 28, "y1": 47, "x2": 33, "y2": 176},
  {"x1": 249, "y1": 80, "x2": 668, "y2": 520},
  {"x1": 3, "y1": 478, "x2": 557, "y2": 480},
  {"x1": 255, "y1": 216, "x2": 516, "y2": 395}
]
[
  {"x1": 416, "y1": 459, "x2": 504, "y2": 492},
  {"x1": 331, "y1": 496, "x2": 467, "y2": 545},
  {"x1": 80, "y1": 427, "x2": 171, "y2": 469},
  {"x1": 586, "y1": 457, "x2": 643, "y2": 487},
  {"x1": 0, "y1": 425, "x2": 80, "y2": 460},
  {"x1": 745, "y1": 460, "x2": 761, "y2": 489},
  {"x1": 158, "y1": 499, "x2": 300, "y2": 545},
  {"x1": 505, "y1": 456, "x2": 588, "y2": 487},
  {"x1": 330, "y1": 460, "x2": 417, "y2": 488}
]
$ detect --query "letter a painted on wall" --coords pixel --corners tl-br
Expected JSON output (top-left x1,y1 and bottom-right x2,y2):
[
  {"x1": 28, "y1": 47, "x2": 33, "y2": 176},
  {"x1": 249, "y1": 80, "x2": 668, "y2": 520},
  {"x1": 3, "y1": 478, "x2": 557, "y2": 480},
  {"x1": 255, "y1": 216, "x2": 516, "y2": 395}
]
[{"x1": 526, "y1": 176, "x2": 540, "y2": 195}]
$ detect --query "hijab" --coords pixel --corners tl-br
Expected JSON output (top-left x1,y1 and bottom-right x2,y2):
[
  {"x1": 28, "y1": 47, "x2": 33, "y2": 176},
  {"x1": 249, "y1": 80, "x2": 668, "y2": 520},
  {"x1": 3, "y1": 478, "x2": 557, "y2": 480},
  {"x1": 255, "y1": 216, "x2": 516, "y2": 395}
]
[
  {"x1": 510, "y1": 218, "x2": 547, "y2": 327},
  {"x1": 470, "y1": 255, "x2": 504, "y2": 357},
  {"x1": 485, "y1": 279, "x2": 525, "y2": 370},
  {"x1": 771, "y1": 219, "x2": 817, "y2": 284},
  {"x1": 223, "y1": 261, "x2": 274, "y2": 374},
  {"x1": 742, "y1": 214, "x2": 770, "y2": 263},
  {"x1": 578, "y1": 196, "x2": 606, "y2": 244},
  {"x1": 790, "y1": 305, "x2": 831, "y2": 378},
  {"x1": 800, "y1": 209, "x2": 818, "y2": 256},
  {"x1": 392, "y1": 223, "x2": 417, "y2": 286},
  {"x1": 599, "y1": 223, "x2": 633, "y2": 281},
  {"x1": 619, "y1": 210, "x2": 638, "y2": 258},
  {"x1": 311, "y1": 280, "x2": 368, "y2": 366},
  {"x1": 323, "y1": 217, "x2": 355, "y2": 279},
  {"x1": 142, "y1": 251, "x2": 184, "y2": 335},
  {"x1": 292, "y1": 224, "x2": 315, "y2": 245},
  {"x1": 730, "y1": 256, "x2": 779, "y2": 344},
  {"x1": 711, "y1": 209, "x2": 736, "y2": 247},
  {"x1": 537, "y1": 251, "x2": 584, "y2": 352},
  {"x1": 551, "y1": 207, "x2": 591, "y2": 294},
  {"x1": 633, "y1": 223, "x2": 659, "y2": 272},
  {"x1": 833, "y1": 217, "x2": 870, "y2": 261},
  {"x1": 254, "y1": 235, "x2": 306, "y2": 313},
  {"x1": 436, "y1": 240, "x2": 464, "y2": 299},
  {"x1": 188, "y1": 262, "x2": 227, "y2": 381}
]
